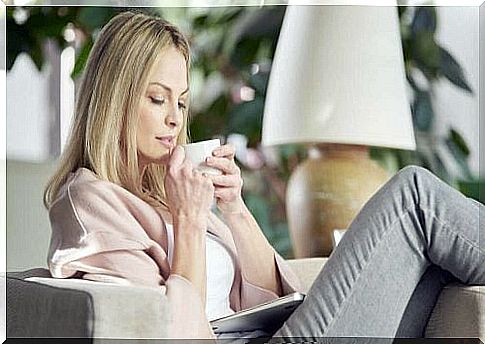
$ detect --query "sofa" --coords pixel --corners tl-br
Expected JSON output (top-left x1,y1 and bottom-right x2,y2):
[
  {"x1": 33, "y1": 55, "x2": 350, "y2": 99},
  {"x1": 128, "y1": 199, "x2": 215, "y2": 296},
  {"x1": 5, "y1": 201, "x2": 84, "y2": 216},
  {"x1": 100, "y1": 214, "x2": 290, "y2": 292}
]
[
  {"x1": 6, "y1": 258, "x2": 485, "y2": 342},
  {"x1": 5, "y1": 161, "x2": 484, "y2": 342}
]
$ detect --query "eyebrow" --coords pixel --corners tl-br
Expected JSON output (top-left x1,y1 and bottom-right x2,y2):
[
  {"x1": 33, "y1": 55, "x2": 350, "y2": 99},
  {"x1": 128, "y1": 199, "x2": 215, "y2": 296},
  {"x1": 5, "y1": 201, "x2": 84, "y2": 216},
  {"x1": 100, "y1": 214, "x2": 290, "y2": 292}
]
[{"x1": 149, "y1": 82, "x2": 189, "y2": 97}]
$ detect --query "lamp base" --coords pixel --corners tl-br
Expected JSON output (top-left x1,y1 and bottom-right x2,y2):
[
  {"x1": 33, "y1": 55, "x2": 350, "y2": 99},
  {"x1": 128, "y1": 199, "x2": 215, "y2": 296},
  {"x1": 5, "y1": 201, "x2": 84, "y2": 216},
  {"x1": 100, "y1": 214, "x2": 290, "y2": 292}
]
[{"x1": 286, "y1": 144, "x2": 390, "y2": 258}]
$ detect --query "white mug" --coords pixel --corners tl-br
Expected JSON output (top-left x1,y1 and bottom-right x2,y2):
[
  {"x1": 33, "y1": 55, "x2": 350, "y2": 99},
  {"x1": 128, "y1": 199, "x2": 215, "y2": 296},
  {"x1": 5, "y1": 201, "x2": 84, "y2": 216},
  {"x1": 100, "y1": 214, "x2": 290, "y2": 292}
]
[{"x1": 182, "y1": 139, "x2": 222, "y2": 176}]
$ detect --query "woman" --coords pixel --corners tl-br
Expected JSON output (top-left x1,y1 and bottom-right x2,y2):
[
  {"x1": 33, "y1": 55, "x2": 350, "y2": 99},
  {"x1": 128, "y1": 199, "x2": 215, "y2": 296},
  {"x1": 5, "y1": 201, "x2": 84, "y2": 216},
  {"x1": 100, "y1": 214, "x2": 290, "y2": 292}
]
[{"x1": 43, "y1": 11, "x2": 484, "y2": 341}]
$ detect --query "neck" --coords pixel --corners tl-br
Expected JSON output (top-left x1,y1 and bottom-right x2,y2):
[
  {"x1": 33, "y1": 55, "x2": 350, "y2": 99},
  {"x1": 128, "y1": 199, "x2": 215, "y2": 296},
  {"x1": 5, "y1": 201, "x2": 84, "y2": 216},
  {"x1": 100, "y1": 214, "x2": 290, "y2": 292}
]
[{"x1": 138, "y1": 157, "x2": 147, "y2": 174}]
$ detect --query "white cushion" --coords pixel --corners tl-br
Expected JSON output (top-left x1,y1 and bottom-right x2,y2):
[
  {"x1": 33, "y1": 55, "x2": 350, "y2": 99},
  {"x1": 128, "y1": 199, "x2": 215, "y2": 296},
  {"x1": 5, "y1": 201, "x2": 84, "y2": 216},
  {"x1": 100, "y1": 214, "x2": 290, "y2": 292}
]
[{"x1": 425, "y1": 284, "x2": 484, "y2": 341}]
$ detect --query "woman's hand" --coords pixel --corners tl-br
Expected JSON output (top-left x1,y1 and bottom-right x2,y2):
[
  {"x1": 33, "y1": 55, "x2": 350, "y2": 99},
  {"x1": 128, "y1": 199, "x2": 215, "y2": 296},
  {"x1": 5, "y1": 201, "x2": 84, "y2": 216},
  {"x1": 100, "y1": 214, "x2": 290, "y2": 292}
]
[
  {"x1": 204, "y1": 143, "x2": 245, "y2": 214},
  {"x1": 164, "y1": 146, "x2": 211, "y2": 307},
  {"x1": 164, "y1": 145, "x2": 215, "y2": 230}
]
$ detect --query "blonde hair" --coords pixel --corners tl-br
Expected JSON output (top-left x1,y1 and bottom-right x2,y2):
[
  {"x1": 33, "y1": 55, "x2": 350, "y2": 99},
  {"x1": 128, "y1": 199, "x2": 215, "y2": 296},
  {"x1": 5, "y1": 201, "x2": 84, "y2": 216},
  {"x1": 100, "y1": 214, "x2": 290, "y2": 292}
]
[{"x1": 43, "y1": 11, "x2": 191, "y2": 209}]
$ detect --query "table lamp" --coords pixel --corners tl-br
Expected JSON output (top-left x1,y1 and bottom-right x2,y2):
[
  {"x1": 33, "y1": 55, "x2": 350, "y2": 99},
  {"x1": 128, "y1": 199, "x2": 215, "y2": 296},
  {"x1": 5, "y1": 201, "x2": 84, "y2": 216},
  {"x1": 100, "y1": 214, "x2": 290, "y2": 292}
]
[{"x1": 261, "y1": 5, "x2": 416, "y2": 257}]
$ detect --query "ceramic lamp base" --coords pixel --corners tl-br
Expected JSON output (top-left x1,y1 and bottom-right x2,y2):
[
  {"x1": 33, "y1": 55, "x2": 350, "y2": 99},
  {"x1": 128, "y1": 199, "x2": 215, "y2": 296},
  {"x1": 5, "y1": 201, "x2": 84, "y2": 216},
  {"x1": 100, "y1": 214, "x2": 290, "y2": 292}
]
[{"x1": 286, "y1": 144, "x2": 391, "y2": 258}]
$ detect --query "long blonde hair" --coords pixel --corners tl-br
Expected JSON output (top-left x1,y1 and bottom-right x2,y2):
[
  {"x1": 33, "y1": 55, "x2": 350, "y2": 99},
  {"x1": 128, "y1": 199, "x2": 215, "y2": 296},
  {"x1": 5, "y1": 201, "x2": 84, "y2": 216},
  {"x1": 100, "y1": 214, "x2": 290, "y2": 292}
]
[{"x1": 43, "y1": 11, "x2": 191, "y2": 210}]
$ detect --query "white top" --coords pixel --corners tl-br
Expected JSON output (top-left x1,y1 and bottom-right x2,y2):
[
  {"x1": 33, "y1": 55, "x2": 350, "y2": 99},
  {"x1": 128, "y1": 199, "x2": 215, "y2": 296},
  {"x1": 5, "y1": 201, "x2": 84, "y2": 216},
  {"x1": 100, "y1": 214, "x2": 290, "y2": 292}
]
[{"x1": 165, "y1": 223, "x2": 236, "y2": 321}]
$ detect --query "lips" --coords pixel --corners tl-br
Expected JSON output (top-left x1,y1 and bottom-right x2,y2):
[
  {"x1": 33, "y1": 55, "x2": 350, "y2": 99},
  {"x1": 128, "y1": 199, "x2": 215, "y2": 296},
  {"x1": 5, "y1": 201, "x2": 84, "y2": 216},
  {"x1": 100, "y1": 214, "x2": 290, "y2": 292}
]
[{"x1": 156, "y1": 135, "x2": 175, "y2": 148}]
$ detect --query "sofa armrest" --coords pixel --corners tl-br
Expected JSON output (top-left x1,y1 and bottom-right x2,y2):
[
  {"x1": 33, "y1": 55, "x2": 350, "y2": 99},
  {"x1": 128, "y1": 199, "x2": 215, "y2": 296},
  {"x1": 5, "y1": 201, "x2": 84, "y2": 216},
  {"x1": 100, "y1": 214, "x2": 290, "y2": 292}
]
[
  {"x1": 8, "y1": 275, "x2": 170, "y2": 339},
  {"x1": 7, "y1": 275, "x2": 93, "y2": 338},
  {"x1": 26, "y1": 277, "x2": 169, "y2": 339}
]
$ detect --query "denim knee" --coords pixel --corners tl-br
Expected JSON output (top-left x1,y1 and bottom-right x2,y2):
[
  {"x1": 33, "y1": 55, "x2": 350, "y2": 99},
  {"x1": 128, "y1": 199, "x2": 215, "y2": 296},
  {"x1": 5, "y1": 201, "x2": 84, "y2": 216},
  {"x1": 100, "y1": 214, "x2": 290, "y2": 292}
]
[
  {"x1": 379, "y1": 165, "x2": 437, "y2": 212},
  {"x1": 393, "y1": 165, "x2": 437, "y2": 192},
  {"x1": 395, "y1": 165, "x2": 433, "y2": 181}
]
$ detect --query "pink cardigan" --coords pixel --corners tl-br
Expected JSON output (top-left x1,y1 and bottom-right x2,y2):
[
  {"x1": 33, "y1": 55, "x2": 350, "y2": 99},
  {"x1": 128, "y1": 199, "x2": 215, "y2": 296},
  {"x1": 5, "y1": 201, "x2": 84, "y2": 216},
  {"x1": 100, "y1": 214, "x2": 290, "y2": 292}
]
[{"x1": 47, "y1": 168, "x2": 302, "y2": 339}]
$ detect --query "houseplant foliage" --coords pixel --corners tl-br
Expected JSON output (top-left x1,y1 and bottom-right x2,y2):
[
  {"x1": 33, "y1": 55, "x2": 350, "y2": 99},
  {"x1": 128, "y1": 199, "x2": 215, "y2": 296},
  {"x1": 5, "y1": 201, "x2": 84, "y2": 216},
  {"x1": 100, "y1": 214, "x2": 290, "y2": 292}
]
[
  {"x1": 6, "y1": 5, "x2": 296, "y2": 255},
  {"x1": 6, "y1": 6, "x2": 481, "y2": 257},
  {"x1": 372, "y1": 7, "x2": 480, "y2": 197}
]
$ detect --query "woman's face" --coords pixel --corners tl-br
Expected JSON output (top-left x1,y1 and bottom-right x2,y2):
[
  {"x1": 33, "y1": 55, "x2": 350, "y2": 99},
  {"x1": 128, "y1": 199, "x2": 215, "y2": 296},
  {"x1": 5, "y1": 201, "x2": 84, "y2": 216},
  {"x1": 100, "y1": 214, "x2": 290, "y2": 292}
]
[{"x1": 136, "y1": 46, "x2": 188, "y2": 169}]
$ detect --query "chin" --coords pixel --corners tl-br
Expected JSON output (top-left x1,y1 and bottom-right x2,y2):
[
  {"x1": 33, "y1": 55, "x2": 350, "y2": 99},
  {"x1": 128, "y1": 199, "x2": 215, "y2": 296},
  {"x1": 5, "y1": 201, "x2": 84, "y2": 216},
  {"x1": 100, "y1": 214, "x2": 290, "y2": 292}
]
[
  {"x1": 154, "y1": 153, "x2": 171, "y2": 166},
  {"x1": 138, "y1": 152, "x2": 170, "y2": 168}
]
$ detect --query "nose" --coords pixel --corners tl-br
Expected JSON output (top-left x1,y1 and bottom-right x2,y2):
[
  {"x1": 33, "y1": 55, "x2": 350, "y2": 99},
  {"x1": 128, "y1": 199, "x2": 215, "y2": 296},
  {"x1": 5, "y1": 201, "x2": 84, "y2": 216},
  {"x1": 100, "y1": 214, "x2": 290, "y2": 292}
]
[{"x1": 165, "y1": 104, "x2": 183, "y2": 129}]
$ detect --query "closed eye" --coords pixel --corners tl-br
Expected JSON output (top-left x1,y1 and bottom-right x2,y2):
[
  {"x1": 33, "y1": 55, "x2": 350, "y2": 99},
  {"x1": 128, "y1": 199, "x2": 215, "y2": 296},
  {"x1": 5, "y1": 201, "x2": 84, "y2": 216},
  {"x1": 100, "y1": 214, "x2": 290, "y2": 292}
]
[{"x1": 149, "y1": 96, "x2": 165, "y2": 105}]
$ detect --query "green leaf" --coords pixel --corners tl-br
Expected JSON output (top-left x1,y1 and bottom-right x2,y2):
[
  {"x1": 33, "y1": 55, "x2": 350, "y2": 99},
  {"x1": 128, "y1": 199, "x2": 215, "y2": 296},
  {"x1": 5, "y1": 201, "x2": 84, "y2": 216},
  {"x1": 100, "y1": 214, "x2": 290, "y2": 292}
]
[
  {"x1": 6, "y1": 18, "x2": 29, "y2": 70},
  {"x1": 27, "y1": 10, "x2": 68, "y2": 39},
  {"x1": 227, "y1": 97, "x2": 265, "y2": 146},
  {"x1": 211, "y1": 7, "x2": 243, "y2": 26},
  {"x1": 230, "y1": 37, "x2": 261, "y2": 68},
  {"x1": 271, "y1": 222, "x2": 292, "y2": 258},
  {"x1": 189, "y1": 94, "x2": 229, "y2": 142},
  {"x1": 77, "y1": 7, "x2": 114, "y2": 32},
  {"x1": 448, "y1": 128, "x2": 470, "y2": 157},
  {"x1": 244, "y1": 193, "x2": 271, "y2": 231},
  {"x1": 411, "y1": 7, "x2": 437, "y2": 35},
  {"x1": 192, "y1": 14, "x2": 209, "y2": 28},
  {"x1": 280, "y1": 144, "x2": 306, "y2": 165},
  {"x1": 369, "y1": 147, "x2": 400, "y2": 174},
  {"x1": 444, "y1": 128, "x2": 473, "y2": 181},
  {"x1": 236, "y1": 7, "x2": 285, "y2": 40},
  {"x1": 458, "y1": 179, "x2": 484, "y2": 204},
  {"x1": 439, "y1": 47, "x2": 473, "y2": 93},
  {"x1": 412, "y1": 31, "x2": 440, "y2": 74},
  {"x1": 446, "y1": 140, "x2": 473, "y2": 179},
  {"x1": 398, "y1": 6, "x2": 407, "y2": 19},
  {"x1": 412, "y1": 91, "x2": 434, "y2": 131},
  {"x1": 29, "y1": 40, "x2": 44, "y2": 71},
  {"x1": 415, "y1": 149, "x2": 434, "y2": 172},
  {"x1": 247, "y1": 71, "x2": 269, "y2": 95},
  {"x1": 227, "y1": 8, "x2": 284, "y2": 67},
  {"x1": 71, "y1": 37, "x2": 93, "y2": 79},
  {"x1": 406, "y1": 74, "x2": 420, "y2": 92},
  {"x1": 432, "y1": 151, "x2": 452, "y2": 185}
]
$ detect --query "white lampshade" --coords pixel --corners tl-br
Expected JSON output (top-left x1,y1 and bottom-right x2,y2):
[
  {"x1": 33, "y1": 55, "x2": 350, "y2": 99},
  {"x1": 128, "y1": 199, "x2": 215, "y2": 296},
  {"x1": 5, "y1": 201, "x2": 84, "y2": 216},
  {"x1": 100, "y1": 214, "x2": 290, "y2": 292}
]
[{"x1": 262, "y1": 5, "x2": 416, "y2": 150}]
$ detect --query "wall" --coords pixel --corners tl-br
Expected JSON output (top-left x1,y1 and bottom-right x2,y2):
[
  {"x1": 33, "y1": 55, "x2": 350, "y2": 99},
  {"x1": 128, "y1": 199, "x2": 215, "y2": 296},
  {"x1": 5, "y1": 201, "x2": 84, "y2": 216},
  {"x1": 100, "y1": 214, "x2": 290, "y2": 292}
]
[
  {"x1": 434, "y1": 6, "x2": 480, "y2": 177},
  {"x1": 6, "y1": 42, "x2": 61, "y2": 162},
  {"x1": 6, "y1": 160, "x2": 57, "y2": 270},
  {"x1": 480, "y1": 3, "x2": 484, "y2": 178}
]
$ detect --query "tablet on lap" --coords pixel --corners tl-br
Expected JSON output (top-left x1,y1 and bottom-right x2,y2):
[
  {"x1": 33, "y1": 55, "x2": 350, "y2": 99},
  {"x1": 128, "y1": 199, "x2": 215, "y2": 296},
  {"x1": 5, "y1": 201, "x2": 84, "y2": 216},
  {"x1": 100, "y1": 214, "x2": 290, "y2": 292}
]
[{"x1": 210, "y1": 292, "x2": 305, "y2": 334}]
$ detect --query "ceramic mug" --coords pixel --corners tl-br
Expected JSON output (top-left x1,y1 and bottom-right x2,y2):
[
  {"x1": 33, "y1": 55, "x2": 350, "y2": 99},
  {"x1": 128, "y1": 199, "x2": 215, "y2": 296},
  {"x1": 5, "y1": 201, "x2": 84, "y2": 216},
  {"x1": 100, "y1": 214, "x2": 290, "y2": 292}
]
[{"x1": 182, "y1": 139, "x2": 222, "y2": 176}]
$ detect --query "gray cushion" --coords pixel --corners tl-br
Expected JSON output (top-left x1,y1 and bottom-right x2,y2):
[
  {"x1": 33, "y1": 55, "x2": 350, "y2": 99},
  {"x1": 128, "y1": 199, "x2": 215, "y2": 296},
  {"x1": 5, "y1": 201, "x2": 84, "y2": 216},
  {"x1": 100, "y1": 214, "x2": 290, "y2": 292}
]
[
  {"x1": 25, "y1": 276, "x2": 169, "y2": 339},
  {"x1": 7, "y1": 269, "x2": 94, "y2": 338}
]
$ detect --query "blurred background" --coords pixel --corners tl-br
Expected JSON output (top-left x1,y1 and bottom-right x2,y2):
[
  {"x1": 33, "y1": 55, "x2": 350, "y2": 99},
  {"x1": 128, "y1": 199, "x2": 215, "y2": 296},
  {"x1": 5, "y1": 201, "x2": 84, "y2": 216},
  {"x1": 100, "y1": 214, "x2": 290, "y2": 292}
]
[{"x1": 4, "y1": 4, "x2": 483, "y2": 271}]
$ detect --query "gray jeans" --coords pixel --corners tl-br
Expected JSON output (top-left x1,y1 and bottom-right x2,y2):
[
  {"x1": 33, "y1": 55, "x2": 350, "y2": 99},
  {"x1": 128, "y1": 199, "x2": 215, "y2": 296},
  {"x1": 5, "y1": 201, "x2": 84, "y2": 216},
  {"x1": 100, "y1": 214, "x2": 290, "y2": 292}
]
[{"x1": 266, "y1": 165, "x2": 484, "y2": 341}]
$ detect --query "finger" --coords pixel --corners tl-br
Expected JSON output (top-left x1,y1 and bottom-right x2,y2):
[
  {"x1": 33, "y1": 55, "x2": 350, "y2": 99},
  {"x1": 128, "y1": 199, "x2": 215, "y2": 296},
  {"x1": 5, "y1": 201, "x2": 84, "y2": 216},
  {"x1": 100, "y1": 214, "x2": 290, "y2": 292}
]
[
  {"x1": 214, "y1": 188, "x2": 238, "y2": 202},
  {"x1": 181, "y1": 159, "x2": 194, "y2": 176},
  {"x1": 205, "y1": 156, "x2": 239, "y2": 175},
  {"x1": 212, "y1": 143, "x2": 235, "y2": 159},
  {"x1": 206, "y1": 174, "x2": 240, "y2": 187},
  {"x1": 168, "y1": 145, "x2": 185, "y2": 168},
  {"x1": 193, "y1": 167, "x2": 206, "y2": 179}
]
